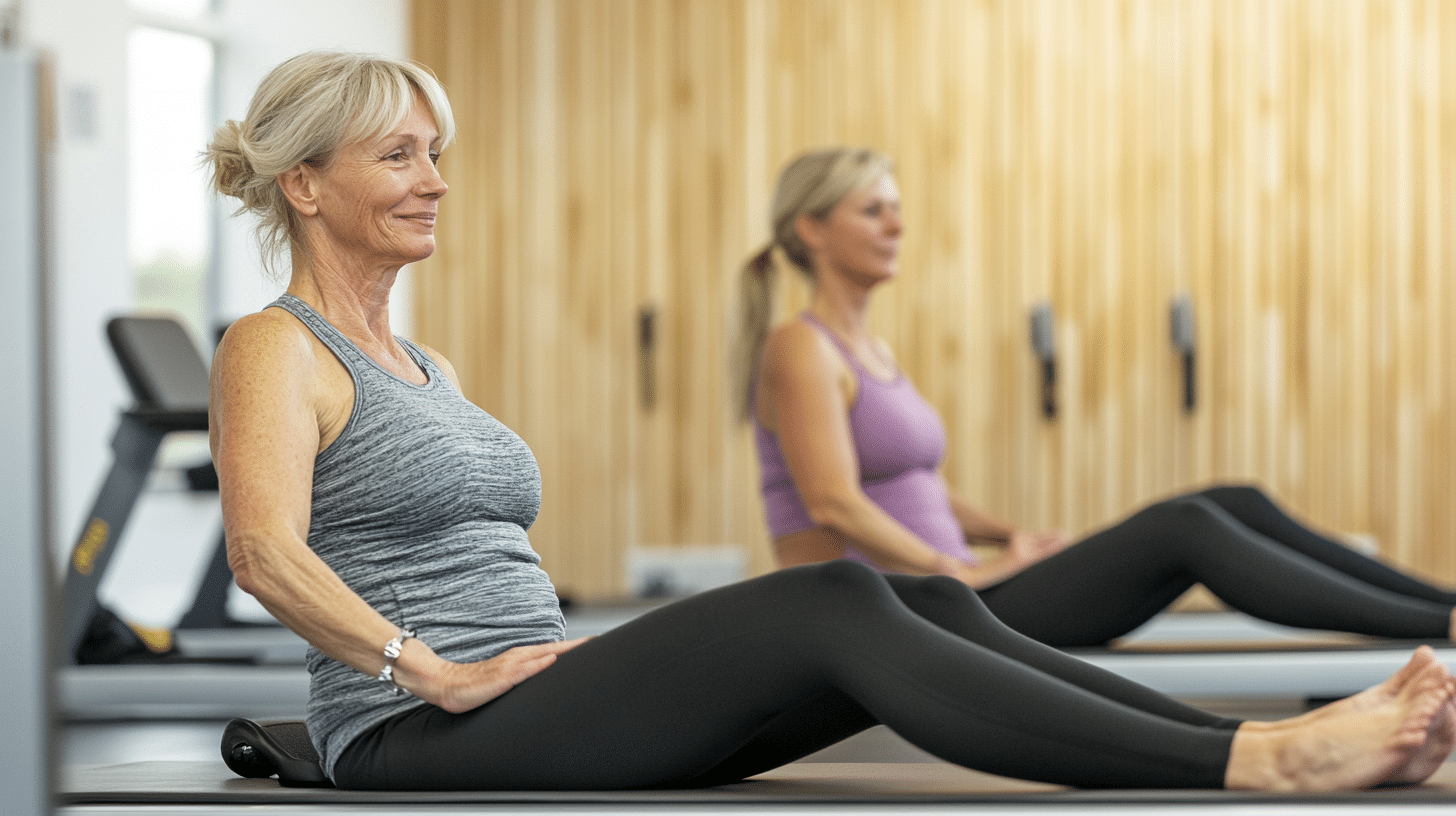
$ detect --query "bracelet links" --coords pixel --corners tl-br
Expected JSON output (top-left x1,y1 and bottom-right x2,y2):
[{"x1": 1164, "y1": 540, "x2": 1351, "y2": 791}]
[{"x1": 377, "y1": 627, "x2": 416, "y2": 696}]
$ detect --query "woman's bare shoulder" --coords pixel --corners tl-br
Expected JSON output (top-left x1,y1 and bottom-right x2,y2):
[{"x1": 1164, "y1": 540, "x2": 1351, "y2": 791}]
[
  {"x1": 761, "y1": 318, "x2": 842, "y2": 382},
  {"x1": 212, "y1": 308, "x2": 327, "y2": 391},
  {"x1": 210, "y1": 305, "x2": 357, "y2": 453}
]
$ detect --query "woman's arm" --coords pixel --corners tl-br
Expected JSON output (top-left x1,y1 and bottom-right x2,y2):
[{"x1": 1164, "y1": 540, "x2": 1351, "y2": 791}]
[
  {"x1": 759, "y1": 322, "x2": 1073, "y2": 590},
  {"x1": 947, "y1": 493, "x2": 1017, "y2": 544},
  {"x1": 758, "y1": 322, "x2": 963, "y2": 577},
  {"x1": 210, "y1": 312, "x2": 580, "y2": 713},
  {"x1": 946, "y1": 493, "x2": 1073, "y2": 582}
]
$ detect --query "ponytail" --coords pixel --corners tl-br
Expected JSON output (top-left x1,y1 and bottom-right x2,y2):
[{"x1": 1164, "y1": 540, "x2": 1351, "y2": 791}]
[
  {"x1": 731, "y1": 147, "x2": 895, "y2": 421},
  {"x1": 731, "y1": 243, "x2": 778, "y2": 420}
]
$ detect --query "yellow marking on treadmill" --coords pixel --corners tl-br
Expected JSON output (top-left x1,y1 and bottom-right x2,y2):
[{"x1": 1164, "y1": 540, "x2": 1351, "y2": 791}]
[
  {"x1": 131, "y1": 622, "x2": 174, "y2": 654},
  {"x1": 73, "y1": 518, "x2": 110, "y2": 575}
]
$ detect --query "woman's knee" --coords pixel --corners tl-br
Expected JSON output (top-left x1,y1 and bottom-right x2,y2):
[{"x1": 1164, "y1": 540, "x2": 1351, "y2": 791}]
[
  {"x1": 1132, "y1": 496, "x2": 1248, "y2": 553},
  {"x1": 1197, "y1": 483, "x2": 1270, "y2": 509},
  {"x1": 1142, "y1": 494, "x2": 1225, "y2": 525},
  {"x1": 767, "y1": 561, "x2": 919, "y2": 628},
  {"x1": 801, "y1": 559, "x2": 887, "y2": 594},
  {"x1": 888, "y1": 571, "x2": 977, "y2": 606},
  {"x1": 884, "y1": 572, "x2": 1002, "y2": 630},
  {"x1": 785, "y1": 562, "x2": 1005, "y2": 634},
  {"x1": 795, "y1": 561, "x2": 985, "y2": 619},
  {"x1": 764, "y1": 560, "x2": 890, "y2": 605}
]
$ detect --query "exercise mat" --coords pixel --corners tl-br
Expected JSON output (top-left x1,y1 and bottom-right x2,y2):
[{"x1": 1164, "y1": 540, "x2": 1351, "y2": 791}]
[{"x1": 63, "y1": 760, "x2": 1456, "y2": 807}]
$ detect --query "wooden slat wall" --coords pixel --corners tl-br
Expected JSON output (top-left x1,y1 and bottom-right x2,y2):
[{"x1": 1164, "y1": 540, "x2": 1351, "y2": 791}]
[{"x1": 412, "y1": 0, "x2": 1456, "y2": 600}]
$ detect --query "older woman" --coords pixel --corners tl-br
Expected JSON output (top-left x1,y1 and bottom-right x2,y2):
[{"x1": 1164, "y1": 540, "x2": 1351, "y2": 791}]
[
  {"x1": 738, "y1": 146, "x2": 1456, "y2": 649},
  {"x1": 207, "y1": 52, "x2": 1451, "y2": 792}
]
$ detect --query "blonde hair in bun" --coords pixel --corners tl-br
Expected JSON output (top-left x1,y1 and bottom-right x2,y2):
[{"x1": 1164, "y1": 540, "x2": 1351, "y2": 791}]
[{"x1": 203, "y1": 50, "x2": 455, "y2": 278}]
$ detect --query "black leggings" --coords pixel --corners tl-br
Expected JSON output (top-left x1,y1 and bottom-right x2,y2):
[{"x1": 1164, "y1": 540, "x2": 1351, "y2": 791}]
[
  {"x1": 979, "y1": 485, "x2": 1456, "y2": 647},
  {"x1": 334, "y1": 562, "x2": 1238, "y2": 790}
]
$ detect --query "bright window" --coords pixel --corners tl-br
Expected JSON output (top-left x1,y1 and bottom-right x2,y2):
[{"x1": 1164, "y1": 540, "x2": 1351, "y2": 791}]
[
  {"x1": 127, "y1": 24, "x2": 216, "y2": 343},
  {"x1": 131, "y1": 0, "x2": 214, "y2": 19}
]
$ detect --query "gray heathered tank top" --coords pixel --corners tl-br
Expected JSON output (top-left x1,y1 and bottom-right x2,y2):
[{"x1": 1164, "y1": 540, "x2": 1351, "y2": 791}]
[{"x1": 270, "y1": 294, "x2": 566, "y2": 780}]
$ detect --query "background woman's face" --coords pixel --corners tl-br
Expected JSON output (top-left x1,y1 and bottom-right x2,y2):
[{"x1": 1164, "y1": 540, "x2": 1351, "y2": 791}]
[{"x1": 815, "y1": 173, "x2": 902, "y2": 285}]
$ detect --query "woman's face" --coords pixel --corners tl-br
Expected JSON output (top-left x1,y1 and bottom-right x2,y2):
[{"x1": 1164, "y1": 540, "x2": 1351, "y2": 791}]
[
  {"x1": 308, "y1": 93, "x2": 448, "y2": 270},
  {"x1": 810, "y1": 173, "x2": 902, "y2": 285}
]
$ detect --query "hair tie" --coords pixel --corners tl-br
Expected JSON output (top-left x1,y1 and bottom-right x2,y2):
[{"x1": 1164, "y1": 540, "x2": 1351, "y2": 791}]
[{"x1": 750, "y1": 244, "x2": 775, "y2": 279}]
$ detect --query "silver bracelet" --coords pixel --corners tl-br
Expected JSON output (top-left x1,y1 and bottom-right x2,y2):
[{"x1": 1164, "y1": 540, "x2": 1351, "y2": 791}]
[{"x1": 377, "y1": 628, "x2": 416, "y2": 695}]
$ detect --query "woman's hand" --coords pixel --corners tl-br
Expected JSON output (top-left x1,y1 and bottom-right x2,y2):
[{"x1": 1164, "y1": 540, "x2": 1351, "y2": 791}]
[
  {"x1": 402, "y1": 637, "x2": 591, "y2": 714},
  {"x1": 949, "y1": 530, "x2": 1072, "y2": 589},
  {"x1": 1006, "y1": 529, "x2": 1073, "y2": 568}
]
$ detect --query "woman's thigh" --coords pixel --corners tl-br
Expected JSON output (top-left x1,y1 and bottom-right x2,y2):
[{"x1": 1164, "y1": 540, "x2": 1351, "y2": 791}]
[
  {"x1": 333, "y1": 567, "x2": 878, "y2": 790},
  {"x1": 977, "y1": 526, "x2": 1194, "y2": 647}
]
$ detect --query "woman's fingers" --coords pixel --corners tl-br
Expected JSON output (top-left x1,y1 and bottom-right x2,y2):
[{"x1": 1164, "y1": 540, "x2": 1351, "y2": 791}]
[
  {"x1": 527, "y1": 636, "x2": 592, "y2": 656},
  {"x1": 434, "y1": 638, "x2": 591, "y2": 714}
]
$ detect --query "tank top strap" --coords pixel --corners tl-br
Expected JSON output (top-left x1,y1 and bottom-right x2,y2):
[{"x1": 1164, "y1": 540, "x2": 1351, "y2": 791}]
[
  {"x1": 798, "y1": 312, "x2": 867, "y2": 376},
  {"x1": 271, "y1": 294, "x2": 365, "y2": 374},
  {"x1": 270, "y1": 293, "x2": 440, "y2": 386}
]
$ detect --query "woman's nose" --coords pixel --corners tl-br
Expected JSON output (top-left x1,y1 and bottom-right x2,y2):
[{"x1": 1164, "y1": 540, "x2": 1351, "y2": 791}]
[{"x1": 419, "y1": 161, "x2": 448, "y2": 198}]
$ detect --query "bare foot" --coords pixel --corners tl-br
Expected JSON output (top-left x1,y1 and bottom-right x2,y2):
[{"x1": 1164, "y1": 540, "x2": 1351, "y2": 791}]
[
  {"x1": 1386, "y1": 691, "x2": 1456, "y2": 786},
  {"x1": 1226, "y1": 662, "x2": 1453, "y2": 791},
  {"x1": 1241, "y1": 647, "x2": 1438, "y2": 734},
  {"x1": 1296, "y1": 647, "x2": 1437, "y2": 724},
  {"x1": 1244, "y1": 647, "x2": 1455, "y2": 787}
]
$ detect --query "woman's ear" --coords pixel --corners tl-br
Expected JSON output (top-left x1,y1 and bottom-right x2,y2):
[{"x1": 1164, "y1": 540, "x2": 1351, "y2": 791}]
[
  {"x1": 794, "y1": 212, "x2": 824, "y2": 253},
  {"x1": 276, "y1": 163, "x2": 321, "y2": 217}
]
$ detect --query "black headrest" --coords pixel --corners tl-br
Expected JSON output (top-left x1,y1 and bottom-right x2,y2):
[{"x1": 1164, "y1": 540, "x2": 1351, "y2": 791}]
[{"x1": 106, "y1": 314, "x2": 210, "y2": 411}]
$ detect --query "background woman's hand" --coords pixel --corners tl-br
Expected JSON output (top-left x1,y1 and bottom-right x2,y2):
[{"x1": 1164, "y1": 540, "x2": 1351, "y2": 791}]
[
  {"x1": 407, "y1": 637, "x2": 590, "y2": 714},
  {"x1": 1006, "y1": 529, "x2": 1073, "y2": 569},
  {"x1": 947, "y1": 529, "x2": 1074, "y2": 589}
]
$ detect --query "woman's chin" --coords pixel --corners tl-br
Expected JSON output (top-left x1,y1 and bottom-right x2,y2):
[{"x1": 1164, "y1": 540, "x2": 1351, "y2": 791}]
[{"x1": 401, "y1": 240, "x2": 437, "y2": 265}]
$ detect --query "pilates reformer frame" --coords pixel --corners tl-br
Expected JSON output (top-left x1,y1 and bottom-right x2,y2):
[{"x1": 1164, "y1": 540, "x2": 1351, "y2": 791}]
[
  {"x1": 57, "y1": 583, "x2": 1456, "y2": 720},
  {"x1": 1081, "y1": 611, "x2": 1455, "y2": 699}
]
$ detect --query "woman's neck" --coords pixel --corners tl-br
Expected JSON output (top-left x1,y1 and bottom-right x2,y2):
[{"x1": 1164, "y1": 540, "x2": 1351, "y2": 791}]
[
  {"x1": 286, "y1": 251, "x2": 400, "y2": 349},
  {"x1": 808, "y1": 277, "x2": 874, "y2": 345}
]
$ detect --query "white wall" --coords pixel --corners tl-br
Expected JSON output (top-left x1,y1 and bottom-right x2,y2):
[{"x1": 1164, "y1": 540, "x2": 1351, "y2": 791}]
[{"x1": 20, "y1": 0, "x2": 408, "y2": 558}]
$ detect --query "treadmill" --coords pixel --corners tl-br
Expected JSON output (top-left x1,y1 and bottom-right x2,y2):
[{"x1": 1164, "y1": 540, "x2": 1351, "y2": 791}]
[{"x1": 59, "y1": 314, "x2": 307, "y2": 720}]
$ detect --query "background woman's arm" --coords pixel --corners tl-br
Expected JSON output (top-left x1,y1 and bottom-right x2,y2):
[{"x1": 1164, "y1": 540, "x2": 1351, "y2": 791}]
[
  {"x1": 947, "y1": 492, "x2": 1073, "y2": 580},
  {"x1": 760, "y1": 322, "x2": 967, "y2": 576},
  {"x1": 760, "y1": 322, "x2": 1072, "y2": 589}
]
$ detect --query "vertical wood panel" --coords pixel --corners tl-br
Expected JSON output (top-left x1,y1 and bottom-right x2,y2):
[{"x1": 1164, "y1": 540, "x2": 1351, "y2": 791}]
[{"x1": 413, "y1": 0, "x2": 1456, "y2": 598}]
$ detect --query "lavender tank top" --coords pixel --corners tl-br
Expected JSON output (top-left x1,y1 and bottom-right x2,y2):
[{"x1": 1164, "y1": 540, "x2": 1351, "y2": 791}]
[{"x1": 753, "y1": 314, "x2": 974, "y2": 568}]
